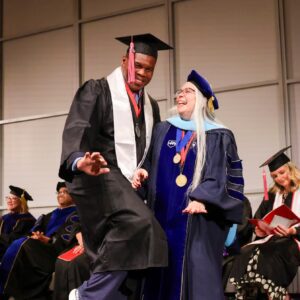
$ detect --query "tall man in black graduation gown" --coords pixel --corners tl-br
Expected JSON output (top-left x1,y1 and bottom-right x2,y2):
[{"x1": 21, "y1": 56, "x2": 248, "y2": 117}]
[{"x1": 59, "y1": 34, "x2": 172, "y2": 299}]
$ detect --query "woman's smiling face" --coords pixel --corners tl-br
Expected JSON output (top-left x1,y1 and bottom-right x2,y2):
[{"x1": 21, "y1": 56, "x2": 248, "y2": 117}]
[
  {"x1": 175, "y1": 82, "x2": 197, "y2": 120},
  {"x1": 270, "y1": 164, "x2": 291, "y2": 190}
]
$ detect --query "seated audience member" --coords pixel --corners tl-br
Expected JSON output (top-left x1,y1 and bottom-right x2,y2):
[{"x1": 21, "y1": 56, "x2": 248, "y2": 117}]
[
  {"x1": 0, "y1": 182, "x2": 79, "y2": 300},
  {"x1": 53, "y1": 231, "x2": 91, "y2": 300},
  {"x1": 230, "y1": 146, "x2": 300, "y2": 300},
  {"x1": 222, "y1": 196, "x2": 253, "y2": 289},
  {"x1": 0, "y1": 185, "x2": 36, "y2": 261}
]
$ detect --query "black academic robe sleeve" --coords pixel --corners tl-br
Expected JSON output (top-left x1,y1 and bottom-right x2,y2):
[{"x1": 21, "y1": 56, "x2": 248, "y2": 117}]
[
  {"x1": 254, "y1": 193, "x2": 276, "y2": 220},
  {"x1": 149, "y1": 96, "x2": 161, "y2": 124},
  {"x1": 237, "y1": 197, "x2": 253, "y2": 246},
  {"x1": 189, "y1": 129, "x2": 244, "y2": 223},
  {"x1": 31, "y1": 213, "x2": 52, "y2": 233},
  {"x1": 59, "y1": 79, "x2": 106, "y2": 182},
  {"x1": 51, "y1": 212, "x2": 81, "y2": 254},
  {"x1": 0, "y1": 217, "x2": 36, "y2": 249}
]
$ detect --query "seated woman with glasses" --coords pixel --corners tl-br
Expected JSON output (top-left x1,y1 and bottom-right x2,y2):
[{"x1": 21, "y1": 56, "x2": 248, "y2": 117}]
[
  {"x1": 132, "y1": 70, "x2": 244, "y2": 300},
  {"x1": 0, "y1": 185, "x2": 36, "y2": 261},
  {"x1": 0, "y1": 182, "x2": 78, "y2": 300}
]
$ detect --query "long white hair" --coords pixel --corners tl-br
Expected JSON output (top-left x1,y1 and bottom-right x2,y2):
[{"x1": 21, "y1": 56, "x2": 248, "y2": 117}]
[{"x1": 170, "y1": 82, "x2": 224, "y2": 192}]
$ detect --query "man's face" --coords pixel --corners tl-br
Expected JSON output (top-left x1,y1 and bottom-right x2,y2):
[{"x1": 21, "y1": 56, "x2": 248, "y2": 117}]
[
  {"x1": 122, "y1": 53, "x2": 157, "y2": 92},
  {"x1": 57, "y1": 187, "x2": 74, "y2": 208}
]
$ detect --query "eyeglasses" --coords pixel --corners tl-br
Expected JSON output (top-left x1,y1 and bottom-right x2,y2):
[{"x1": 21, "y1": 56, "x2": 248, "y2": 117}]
[
  {"x1": 56, "y1": 190, "x2": 69, "y2": 195},
  {"x1": 175, "y1": 88, "x2": 196, "y2": 98},
  {"x1": 5, "y1": 196, "x2": 19, "y2": 201}
]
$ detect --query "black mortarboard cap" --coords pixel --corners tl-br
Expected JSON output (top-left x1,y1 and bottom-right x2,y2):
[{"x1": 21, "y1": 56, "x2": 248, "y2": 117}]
[
  {"x1": 116, "y1": 33, "x2": 173, "y2": 59},
  {"x1": 259, "y1": 146, "x2": 291, "y2": 172},
  {"x1": 9, "y1": 185, "x2": 33, "y2": 201},
  {"x1": 56, "y1": 181, "x2": 66, "y2": 192}
]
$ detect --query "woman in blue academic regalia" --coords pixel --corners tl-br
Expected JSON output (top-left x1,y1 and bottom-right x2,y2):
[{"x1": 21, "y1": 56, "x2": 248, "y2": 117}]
[
  {"x1": 0, "y1": 185, "x2": 36, "y2": 261},
  {"x1": 132, "y1": 70, "x2": 244, "y2": 300}
]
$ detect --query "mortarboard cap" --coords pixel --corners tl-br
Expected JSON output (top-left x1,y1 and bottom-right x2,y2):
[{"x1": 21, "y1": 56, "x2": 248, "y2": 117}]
[
  {"x1": 56, "y1": 181, "x2": 66, "y2": 192},
  {"x1": 116, "y1": 33, "x2": 172, "y2": 59},
  {"x1": 259, "y1": 146, "x2": 291, "y2": 172},
  {"x1": 9, "y1": 185, "x2": 33, "y2": 201},
  {"x1": 187, "y1": 70, "x2": 219, "y2": 111}
]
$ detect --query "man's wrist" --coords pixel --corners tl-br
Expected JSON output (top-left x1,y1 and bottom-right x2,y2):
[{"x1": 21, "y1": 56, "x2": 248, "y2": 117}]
[{"x1": 72, "y1": 157, "x2": 83, "y2": 171}]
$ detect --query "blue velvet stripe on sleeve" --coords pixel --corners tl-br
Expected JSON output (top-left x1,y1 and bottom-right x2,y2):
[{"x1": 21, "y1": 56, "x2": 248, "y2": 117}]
[
  {"x1": 227, "y1": 154, "x2": 243, "y2": 169},
  {"x1": 227, "y1": 189, "x2": 244, "y2": 201},
  {"x1": 227, "y1": 152, "x2": 244, "y2": 201},
  {"x1": 227, "y1": 174, "x2": 244, "y2": 185}
]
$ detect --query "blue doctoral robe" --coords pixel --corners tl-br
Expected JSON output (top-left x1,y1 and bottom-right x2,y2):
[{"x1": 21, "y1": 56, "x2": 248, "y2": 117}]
[
  {"x1": 0, "y1": 206, "x2": 77, "y2": 296},
  {"x1": 143, "y1": 121, "x2": 244, "y2": 300},
  {"x1": 0, "y1": 212, "x2": 36, "y2": 260}
]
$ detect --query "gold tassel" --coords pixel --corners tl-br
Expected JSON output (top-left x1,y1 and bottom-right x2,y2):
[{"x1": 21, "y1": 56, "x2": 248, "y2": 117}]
[
  {"x1": 20, "y1": 192, "x2": 27, "y2": 206},
  {"x1": 208, "y1": 96, "x2": 215, "y2": 113}
]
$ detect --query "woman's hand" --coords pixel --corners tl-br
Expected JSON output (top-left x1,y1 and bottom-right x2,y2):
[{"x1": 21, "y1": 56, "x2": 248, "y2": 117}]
[
  {"x1": 273, "y1": 225, "x2": 296, "y2": 237},
  {"x1": 132, "y1": 168, "x2": 148, "y2": 189},
  {"x1": 77, "y1": 152, "x2": 110, "y2": 176},
  {"x1": 254, "y1": 226, "x2": 267, "y2": 238},
  {"x1": 72, "y1": 244, "x2": 84, "y2": 254},
  {"x1": 182, "y1": 200, "x2": 207, "y2": 214}
]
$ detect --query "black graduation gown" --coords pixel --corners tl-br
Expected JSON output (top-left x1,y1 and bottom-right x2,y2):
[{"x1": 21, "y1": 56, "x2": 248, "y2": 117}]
[
  {"x1": 230, "y1": 192, "x2": 300, "y2": 299},
  {"x1": 59, "y1": 78, "x2": 167, "y2": 273},
  {"x1": 53, "y1": 222, "x2": 90, "y2": 300},
  {"x1": 53, "y1": 252, "x2": 90, "y2": 300},
  {"x1": 0, "y1": 212, "x2": 36, "y2": 260}
]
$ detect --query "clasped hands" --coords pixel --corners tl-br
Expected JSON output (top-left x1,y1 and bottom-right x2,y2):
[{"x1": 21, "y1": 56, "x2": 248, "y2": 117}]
[
  {"x1": 30, "y1": 231, "x2": 51, "y2": 244},
  {"x1": 255, "y1": 224, "x2": 297, "y2": 238},
  {"x1": 132, "y1": 168, "x2": 207, "y2": 215},
  {"x1": 77, "y1": 152, "x2": 110, "y2": 176}
]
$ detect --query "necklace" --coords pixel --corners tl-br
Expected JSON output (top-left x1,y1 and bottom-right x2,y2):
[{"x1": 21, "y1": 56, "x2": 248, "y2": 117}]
[{"x1": 282, "y1": 191, "x2": 289, "y2": 200}]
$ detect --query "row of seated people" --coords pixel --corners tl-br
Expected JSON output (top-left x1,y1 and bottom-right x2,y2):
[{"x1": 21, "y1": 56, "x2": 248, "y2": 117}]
[
  {"x1": 0, "y1": 182, "x2": 81, "y2": 300},
  {"x1": 1, "y1": 156, "x2": 300, "y2": 300},
  {"x1": 0, "y1": 183, "x2": 252, "y2": 300}
]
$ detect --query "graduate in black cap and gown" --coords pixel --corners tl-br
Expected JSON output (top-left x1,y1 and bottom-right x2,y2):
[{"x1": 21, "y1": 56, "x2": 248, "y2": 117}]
[
  {"x1": 230, "y1": 146, "x2": 300, "y2": 300},
  {"x1": 59, "y1": 33, "x2": 172, "y2": 300},
  {"x1": 0, "y1": 182, "x2": 78, "y2": 299},
  {"x1": 132, "y1": 70, "x2": 244, "y2": 300},
  {"x1": 0, "y1": 185, "x2": 36, "y2": 261}
]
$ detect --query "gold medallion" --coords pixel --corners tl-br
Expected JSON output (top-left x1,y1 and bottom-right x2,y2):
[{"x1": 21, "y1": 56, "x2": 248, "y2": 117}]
[
  {"x1": 176, "y1": 174, "x2": 187, "y2": 187},
  {"x1": 173, "y1": 153, "x2": 181, "y2": 164}
]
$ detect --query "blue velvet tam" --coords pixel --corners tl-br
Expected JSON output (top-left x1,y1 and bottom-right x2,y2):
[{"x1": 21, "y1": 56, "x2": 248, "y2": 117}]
[{"x1": 187, "y1": 70, "x2": 219, "y2": 110}]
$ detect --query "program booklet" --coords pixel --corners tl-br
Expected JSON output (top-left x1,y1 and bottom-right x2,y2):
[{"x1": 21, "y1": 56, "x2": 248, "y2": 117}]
[
  {"x1": 248, "y1": 204, "x2": 300, "y2": 235},
  {"x1": 58, "y1": 246, "x2": 83, "y2": 262}
]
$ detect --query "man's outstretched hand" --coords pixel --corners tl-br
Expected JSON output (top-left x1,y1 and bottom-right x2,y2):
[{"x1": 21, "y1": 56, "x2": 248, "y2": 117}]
[{"x1": 77, "y1": 152, "x2": 110, "y2": 176}]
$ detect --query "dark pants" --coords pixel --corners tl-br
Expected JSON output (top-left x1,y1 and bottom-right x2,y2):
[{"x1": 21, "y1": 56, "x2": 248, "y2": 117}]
[{"x1": 78, "y1": 271, "x2": 128, "y2": 300}]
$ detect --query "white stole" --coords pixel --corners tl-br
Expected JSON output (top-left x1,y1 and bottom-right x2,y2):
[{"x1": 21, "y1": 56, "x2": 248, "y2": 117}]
[
  {"x1": 106, "y1": 67, "x2": 153, "y2": 181},
  {"x1": 273, "y1": 189, "x2": 300, "y2": 216}
]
